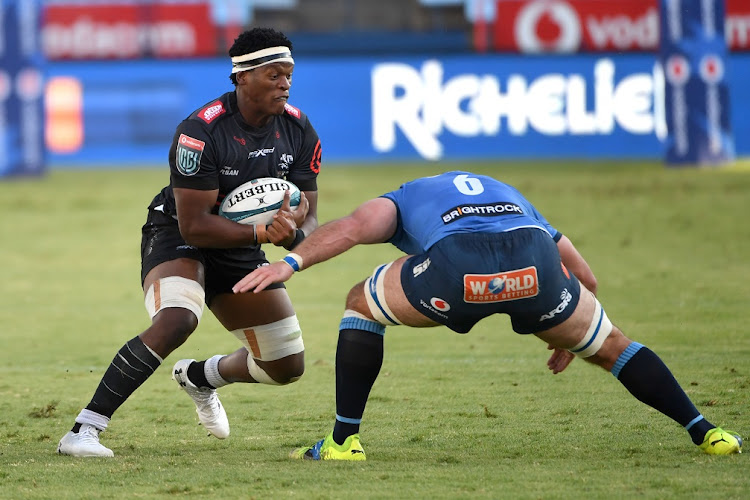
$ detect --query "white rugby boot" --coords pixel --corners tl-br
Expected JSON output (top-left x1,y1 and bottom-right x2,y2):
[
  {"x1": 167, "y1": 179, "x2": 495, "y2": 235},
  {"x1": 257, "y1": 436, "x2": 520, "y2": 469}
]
[
  {"x1": 57, "y1": 424, "x2": 114, "y2": 457},
  {"x1": 172, "y1": 359, "x2": 230, "y2": 439}
]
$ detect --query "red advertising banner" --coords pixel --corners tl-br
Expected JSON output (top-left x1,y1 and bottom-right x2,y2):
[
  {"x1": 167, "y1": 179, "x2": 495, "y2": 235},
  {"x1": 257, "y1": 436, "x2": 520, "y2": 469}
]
[
  {"x1": 42, "y1": 3, "x2": 217, "y2": 59},
  {"x1": 726, "y1": 0, "x2": 750, "y2": 50},
  {"x1": 493, "y1": 0, "x2": 750, "y2": 53}
]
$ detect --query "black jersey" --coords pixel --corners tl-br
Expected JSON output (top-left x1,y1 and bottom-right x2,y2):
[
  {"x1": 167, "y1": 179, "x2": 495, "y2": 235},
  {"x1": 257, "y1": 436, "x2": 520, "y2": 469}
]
[
  {"x1": 149, "y1": 90, "x2": 321, "y2": 218},
  {"x1": 144, "y1": 91, "x2": 321, "y2": 271}
]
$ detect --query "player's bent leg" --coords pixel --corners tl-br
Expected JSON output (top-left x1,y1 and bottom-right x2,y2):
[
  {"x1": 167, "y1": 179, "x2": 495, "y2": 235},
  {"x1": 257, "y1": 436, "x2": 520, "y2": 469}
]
[
  {"x1": 536, "y1": 288, "x2": 740, "y2": 454},
  {"x1": 171, "y1": 288, "x2": 303, "y2": 438},
  {"x1": 352, "y1": 256, "x2": 440, "y2": 328},
  {"x1": 294, "y1": 258, "x2": 437, "y2": 461},
  {"x1": 143, "y1": 264, "x2": 229, "y2": 439},
  {"x1": 211, "y1": 288, "x2": 305, "y2": 384},
  {"x1": 141, "y1": 258, "x2": 206, "y2": 357},
  {"x1": 233, "y1": 316, "x2": 305, "y2": 384},
  {"x1": 140, "y1": 260, "x2": 227, "y2": 440},
  {"x1": 59, "y1": 260, "x2": 205, "y2": 456}
]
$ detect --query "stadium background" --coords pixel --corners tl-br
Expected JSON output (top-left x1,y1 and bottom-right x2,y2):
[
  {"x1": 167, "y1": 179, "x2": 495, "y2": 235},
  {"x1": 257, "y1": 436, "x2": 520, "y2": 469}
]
[
  {"x1": 2, "y1": 0, "x2": 749, "y2": 173},
  {"x1": 1, "y1": 4, "x2": 748, "y2": 497}
]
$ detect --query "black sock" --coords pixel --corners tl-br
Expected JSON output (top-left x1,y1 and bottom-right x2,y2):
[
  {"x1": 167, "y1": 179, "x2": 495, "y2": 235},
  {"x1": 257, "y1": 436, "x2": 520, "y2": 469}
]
[
  {"x1": 81, "y1": 336, "x2": 161, "y2": 422},
  {"x1": 187, "y1": 360, "x2": 214, "y2": 389},
  {"x1": 614, "y1": 343, "x2": 713, "y2": 444},
  {"x1": 332, "y1": 329, "x2": 384, "y2": 445}
]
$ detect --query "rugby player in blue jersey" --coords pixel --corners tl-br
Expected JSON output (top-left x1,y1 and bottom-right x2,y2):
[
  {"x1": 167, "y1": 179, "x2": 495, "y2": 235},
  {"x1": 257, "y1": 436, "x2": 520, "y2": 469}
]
[{"x1": 235, "y1": 171, "x2": 742, "y2": 460}]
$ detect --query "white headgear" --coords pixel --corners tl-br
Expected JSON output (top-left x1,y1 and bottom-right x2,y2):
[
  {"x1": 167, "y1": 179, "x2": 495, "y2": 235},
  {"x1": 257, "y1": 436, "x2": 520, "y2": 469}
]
[{"x1": 231, "y1": 46, "x2": 294, "y2": 74}]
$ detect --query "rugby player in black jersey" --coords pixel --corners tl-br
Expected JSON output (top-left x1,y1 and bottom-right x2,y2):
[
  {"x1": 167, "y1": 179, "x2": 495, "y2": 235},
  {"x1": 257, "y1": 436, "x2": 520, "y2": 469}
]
[{"x1": 58, "y1": 28, "x2": 321, "y2": 457}]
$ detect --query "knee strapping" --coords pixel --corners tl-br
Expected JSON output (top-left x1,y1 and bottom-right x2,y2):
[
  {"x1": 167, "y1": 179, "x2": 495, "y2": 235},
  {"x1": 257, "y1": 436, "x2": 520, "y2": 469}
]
[
  {"x1": 246, "y1": 357, "x2": 284, "y2": 385},
  {"x1": 568, "y1": 298, "x2": 612, "y2": 358},
  {"x1": 230, "y1": 315, "x2": 304, "y2": 362},
  {"x1": 144, "y1": 277, "x2": 205, "y2": 322},
  {"x1": 363, "y1": 263, "x2": 402, "y2": 326}
]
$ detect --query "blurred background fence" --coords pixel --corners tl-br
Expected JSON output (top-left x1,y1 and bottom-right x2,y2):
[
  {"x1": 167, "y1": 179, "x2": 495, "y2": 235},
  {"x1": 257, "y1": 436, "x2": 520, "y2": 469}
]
[{"x1": 2, "y1": 0, "x2": 749, "y2": 174}]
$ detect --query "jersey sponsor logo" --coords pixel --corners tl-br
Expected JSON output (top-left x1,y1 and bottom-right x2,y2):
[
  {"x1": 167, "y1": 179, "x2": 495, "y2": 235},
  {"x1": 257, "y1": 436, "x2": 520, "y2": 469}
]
[
  {"x1": 176, "y1": 134, "x2": 205, "y2": 176},
  {"x1": 413, "y1": 257, "x2": 431, "y2": 277},
  {"x1": 430, "y1": 297, "x2": 450, "y2": 312},
  {"x1": 233, "y1": 135, "x2": 246, "y2": 146},
  {"x1": 463, "y1": 267, "x2": 539, "y2": 303},
  {"x1": 442, "y1": 202, "x2": 523, "y2": 224},
  {"x1": 198, "y1": 101, "x2": 225, "y2": 123},
  {"x1": 284, "y1": 102, "x2": 301, "y2": 118},
  {"x1": 248, "y1": 147, "x2": 275, "y2": 158},
  {"x1": 419, "y1": 299, "x2": 449, "y2": 320},
  {"x1": 540, "y1": 288, "x2": 573, "y2": 321},
  {"x1": 220, "y1": 166, "x2": 239, "y2": 176}
]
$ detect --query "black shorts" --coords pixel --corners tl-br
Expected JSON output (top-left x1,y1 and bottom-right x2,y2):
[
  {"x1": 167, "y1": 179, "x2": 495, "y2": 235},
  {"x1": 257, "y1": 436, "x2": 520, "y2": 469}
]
[
  {"x1": 400, "y1": 228, "x2": 581, "y2": 334},
  {"x1": 140, "y1": 209, "x2": 284, "y2": 306}
]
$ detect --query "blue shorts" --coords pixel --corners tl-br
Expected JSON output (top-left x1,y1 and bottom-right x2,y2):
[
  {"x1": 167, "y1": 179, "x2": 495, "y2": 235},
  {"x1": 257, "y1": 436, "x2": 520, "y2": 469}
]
[{"x1": 400, "y1": 228, "x2": 581, "y2": 334}]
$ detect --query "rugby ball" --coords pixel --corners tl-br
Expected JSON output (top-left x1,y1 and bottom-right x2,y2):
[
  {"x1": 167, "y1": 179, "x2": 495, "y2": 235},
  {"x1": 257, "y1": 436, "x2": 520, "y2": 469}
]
[{"x1": 218, "y1": 177, "x2": 301, "y2": 225}]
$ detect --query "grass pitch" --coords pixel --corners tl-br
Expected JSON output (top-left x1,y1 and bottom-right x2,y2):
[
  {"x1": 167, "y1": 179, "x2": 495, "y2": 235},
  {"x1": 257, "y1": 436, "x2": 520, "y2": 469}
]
[{"x1": 0, "y1": 160, "x2": 748, "y2": 499}]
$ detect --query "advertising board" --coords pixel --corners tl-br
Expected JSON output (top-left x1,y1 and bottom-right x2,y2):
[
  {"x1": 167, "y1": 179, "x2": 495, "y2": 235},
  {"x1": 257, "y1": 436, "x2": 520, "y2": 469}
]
[
  {"x1": 45, "y1": 52, "x2": 750, "y2": 166},
  {"x1": 42, "y1": 1, "x2": 217, "y2": 59},
  {"x1": 493, "y1": 0, "x2": 750, "y2": 53},
  {"x1": 659, "y1": 0, "x2": 734, "y2": 165},
  {"x1": 1, "y1": 0, "x2": 45, "y2": 177}
]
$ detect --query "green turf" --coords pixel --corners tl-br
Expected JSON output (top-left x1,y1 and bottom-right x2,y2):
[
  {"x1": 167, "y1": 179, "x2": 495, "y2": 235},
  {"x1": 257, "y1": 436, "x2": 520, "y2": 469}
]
[{"x1": 0, "y1": 161, "x2": 748, "y2": 499}]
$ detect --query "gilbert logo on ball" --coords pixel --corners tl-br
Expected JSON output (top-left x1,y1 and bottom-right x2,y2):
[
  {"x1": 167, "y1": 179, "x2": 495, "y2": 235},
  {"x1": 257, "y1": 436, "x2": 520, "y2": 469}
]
[{"x1": 219, "y1": 177, "x2": 301, "y2": 225}]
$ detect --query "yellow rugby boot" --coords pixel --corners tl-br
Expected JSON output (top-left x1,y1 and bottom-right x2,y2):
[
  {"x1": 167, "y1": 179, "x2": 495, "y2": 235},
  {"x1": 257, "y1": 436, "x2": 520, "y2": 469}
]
[
  {"x1": 290, "y1": 432, "x2": 366, "y2": 461},
  {"x1": 699, "y1": 427, "x2": 743, "y2": 455}
]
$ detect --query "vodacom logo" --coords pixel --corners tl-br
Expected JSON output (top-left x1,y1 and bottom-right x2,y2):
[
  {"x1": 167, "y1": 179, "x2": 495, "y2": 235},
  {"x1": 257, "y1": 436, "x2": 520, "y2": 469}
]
[{"x1": 515, "y1": 0, "x2": 582, "y2": 53}]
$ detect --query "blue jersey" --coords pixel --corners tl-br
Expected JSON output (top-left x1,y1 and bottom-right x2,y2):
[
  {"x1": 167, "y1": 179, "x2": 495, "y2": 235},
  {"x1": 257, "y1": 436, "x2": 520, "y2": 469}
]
[{"x1": 382, "y1": 171, "x2": 560, "y2": 255}]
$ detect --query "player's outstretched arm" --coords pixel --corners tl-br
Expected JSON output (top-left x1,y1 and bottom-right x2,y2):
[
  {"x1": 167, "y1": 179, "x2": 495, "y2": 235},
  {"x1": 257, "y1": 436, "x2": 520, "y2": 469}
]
[{"x1": 233, "y1": 197, "x2": 398, "y2": 293}]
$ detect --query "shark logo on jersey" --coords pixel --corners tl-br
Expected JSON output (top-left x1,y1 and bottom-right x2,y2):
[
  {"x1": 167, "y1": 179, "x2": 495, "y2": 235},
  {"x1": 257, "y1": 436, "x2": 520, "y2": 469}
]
[
  {"x1": 278, "y1": 153, "x2": 294, "y2": 176},
  {"x1": 248, "y1": 147, "x2": 275, "y2": 159}
]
